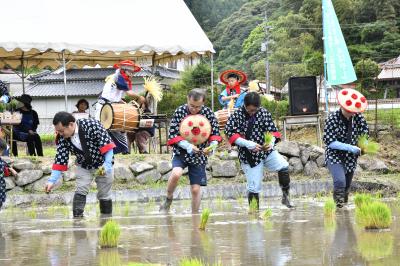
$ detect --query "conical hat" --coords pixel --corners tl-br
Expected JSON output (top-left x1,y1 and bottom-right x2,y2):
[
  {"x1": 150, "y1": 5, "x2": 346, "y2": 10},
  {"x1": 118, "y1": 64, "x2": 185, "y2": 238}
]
[
  {"x1": 337, "y1": 88, "x2": 368, "y2": 113},
  {"x1": 179, "y1": 114, "x2": 211, "y2": 145},
  {"x1": 219, "y1": 69, "x2": 247, "y2": 85}
]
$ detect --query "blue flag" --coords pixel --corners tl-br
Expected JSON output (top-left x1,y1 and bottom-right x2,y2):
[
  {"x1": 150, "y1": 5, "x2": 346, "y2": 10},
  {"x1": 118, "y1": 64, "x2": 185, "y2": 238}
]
[{"x1": 322, "y1": 0, "x2": 357, "y2": 85}]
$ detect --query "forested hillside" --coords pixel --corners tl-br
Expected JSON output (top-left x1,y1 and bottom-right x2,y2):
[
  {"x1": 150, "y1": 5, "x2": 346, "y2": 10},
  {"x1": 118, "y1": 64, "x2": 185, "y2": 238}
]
[{"x1": 186, "y1": 0, "x2": 400, "y2": 88}]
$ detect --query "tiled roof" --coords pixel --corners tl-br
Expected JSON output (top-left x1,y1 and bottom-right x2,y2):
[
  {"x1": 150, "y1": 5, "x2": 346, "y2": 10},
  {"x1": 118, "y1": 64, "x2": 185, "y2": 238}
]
[
  {"x1": 29, "y1": 66, "x2": 180, "y2": 82},
  {"x1": 377, "y1": 56, "x2": 400, "y2": 80},
  {"x1": 16, "y1": 66, "x2": 178, "y2": 97},
  {"x1": 14, "y1": 81, "x2": 145, "y2": 97}
]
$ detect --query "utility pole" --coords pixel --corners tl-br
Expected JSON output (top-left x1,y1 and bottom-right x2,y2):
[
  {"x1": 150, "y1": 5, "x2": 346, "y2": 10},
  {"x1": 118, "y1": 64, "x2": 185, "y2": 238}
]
[{"x1": 261, "y1": 11, "x2": 271, "y2": 94}]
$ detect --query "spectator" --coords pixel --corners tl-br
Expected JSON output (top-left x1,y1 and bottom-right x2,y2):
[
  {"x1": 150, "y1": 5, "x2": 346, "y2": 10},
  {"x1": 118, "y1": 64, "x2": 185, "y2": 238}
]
[
  {"x1": 12, "y1": 94, "x2": 43, "y2": 156},
  {"x1": 72, "y1": 99, "x2": 90, "y2": 119}
]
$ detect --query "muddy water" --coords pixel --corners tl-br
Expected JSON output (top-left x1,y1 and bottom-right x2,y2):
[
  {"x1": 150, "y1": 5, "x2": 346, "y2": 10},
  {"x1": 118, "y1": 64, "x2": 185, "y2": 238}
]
[{"x1": 0, "y1": 199, "x2": 399, "y2": 266}]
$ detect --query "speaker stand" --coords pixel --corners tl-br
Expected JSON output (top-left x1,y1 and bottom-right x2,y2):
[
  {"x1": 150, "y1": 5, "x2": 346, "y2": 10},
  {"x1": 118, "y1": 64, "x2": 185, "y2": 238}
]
[{"x1": 282, "y1": 114, "x2": 322, "y2": 147}]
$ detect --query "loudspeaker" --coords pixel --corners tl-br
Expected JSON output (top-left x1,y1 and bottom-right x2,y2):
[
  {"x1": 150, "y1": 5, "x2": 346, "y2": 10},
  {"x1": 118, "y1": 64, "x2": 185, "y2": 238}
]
[{"x1": 288, "y1": 76, "x2": 318, "y2": 115}]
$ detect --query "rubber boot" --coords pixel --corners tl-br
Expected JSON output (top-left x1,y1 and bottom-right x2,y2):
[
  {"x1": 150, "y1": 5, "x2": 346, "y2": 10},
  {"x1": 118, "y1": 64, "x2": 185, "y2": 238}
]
[
  {"x1": 99, "y1": 199, "x2": 113, "y2": 215},
  {"x1": 278, "y1": 169, "x2": 294, "y2": 208},
  {"x1": 248, "y1": 192, "x2": 259, "y2": 211},
  {"x1": 72, "y1": 193, "x2": 86, "y2": 218},
  {"x1": 333, "y1": 188, "x2": 346, "y2": 208},
  {"x1": 159, "y1": 197, "x2": 173, "y2": 213},
  {"x1": 344, "y1": 187, "x2": 350, "y2": 204}
]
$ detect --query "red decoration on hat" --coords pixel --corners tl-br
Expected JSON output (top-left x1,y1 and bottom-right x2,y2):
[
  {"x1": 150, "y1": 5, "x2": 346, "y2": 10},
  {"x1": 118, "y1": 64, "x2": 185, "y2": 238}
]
[
  {"x1": 192, "y1": 127, "x2": 200, "y2": 135},
  {"x1": 342, "y1": 90, "x2": 348, "y2": 95},
  {"x1": 113, "y1": 60, "x2": 141, "y2": 72},
  {"x1": 192, "y1": 138, "x2": 198, "y2": 143},
  {"x1": 199, "y1": 122, "x2": 204, "y2": 127},
  {"x1": 346, "y1": 100, "x2": 352, "y2": 106},
  {"x1": 188, "y1": 121, "x2": 193, "y2": 127},
  {"x1": 219, "y1": 69, "x2": 247, "y2": 85},
  {"x1": 201, "y1": 132, "x2": 207, "y2": 137},
  {"x1": 351, "y1": 94, "x2": 358, "y2": 100},
  {"x1": 184, "y1": 131, "x2": 190, "y2": 136},
  {"x1": 360, "y1": 97, "x2": 366, "y2": 103},
  {"x1": 355, "y1": 102, "x2": 361, "y2": 108}
]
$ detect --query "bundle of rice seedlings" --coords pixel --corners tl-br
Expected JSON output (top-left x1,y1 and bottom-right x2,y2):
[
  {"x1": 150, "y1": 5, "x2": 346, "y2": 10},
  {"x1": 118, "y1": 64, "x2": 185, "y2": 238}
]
[
  {"x1": 357, "y1": 232, "x2": 394, "y2": 261},
  {"x1": 99, "y1": 220, "x2": 121, "y2": 248},
  {"x1": 354, "y1": 193, "x2": 374, "y2": 208},
  {"x1": 143, "y1": 76, "x2": 163, "y2": 102},
  {"x1": 203, "y1": 143, "x2": 218, "y2": 154},
  {"x1": 264, "y1": 132, "x2": 273, "y2": 146},
  {"x1": 248, "y1": 80, "x2": 259, "y2": 92},
  {"x1": 261, "y1": 208, "x2": 272, "y2": 220},
  {"x1": 99, "y1": 249, "x2": 121, "y2": 266},
  {"x1": 95, "y1": 166, "x2": 106, "y2": 177},
  {"x1": 357, "y1": 134, "x2": 379, "y2": 155},
  {"x1": 228, "y1": 98, "x2": 235, "y2": 110},
  {"x1": 355, "y1": 201, "x2": 392, "y2": 229},
  {"x1": 324, "y1": 199, "x2": 336, "y2": 218},
  {"x1": 199, "y1": 208, "x2": 211, "y2": 230}
]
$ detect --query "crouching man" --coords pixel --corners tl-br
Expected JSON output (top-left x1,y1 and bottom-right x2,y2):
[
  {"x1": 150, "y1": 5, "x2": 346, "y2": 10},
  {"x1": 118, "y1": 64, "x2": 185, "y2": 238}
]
[{"x1": 45, "y1": 112, "x2": 116, "y2": 217}]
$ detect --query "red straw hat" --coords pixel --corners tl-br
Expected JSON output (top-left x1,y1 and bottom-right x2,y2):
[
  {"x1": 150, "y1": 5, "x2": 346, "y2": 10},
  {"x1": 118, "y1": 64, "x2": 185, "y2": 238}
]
[
  {"x1": 337, "y1": 88, "x2": 368, "y2": 113},
  {"x1": 113, "y1": 60, "x2": 141, "y2": 73},
  {"x1": 219, "y1": 69, "x2": 247, "y2": 85}
]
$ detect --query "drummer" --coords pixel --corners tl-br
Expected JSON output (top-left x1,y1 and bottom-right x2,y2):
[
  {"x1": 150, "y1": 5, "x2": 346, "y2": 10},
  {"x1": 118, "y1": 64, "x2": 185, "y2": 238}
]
[
  {"x1": 95, "y1": 60, "x2": 146, "y2": 154},
  {"x1": 159, "y1": 89, "x2": 222, "y2": 214},
  {"x1": 218, "y1": 69, "x2": 247, "y2": 109}
]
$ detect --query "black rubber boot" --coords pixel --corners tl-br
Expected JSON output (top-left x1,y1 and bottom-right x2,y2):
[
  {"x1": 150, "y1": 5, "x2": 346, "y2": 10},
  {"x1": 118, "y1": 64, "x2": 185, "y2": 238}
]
[
  {"x1": 333, "y1": 188, "x2": 346, "y2": 208},
  {"x1": 344, "y1": 187, "x2": 350, "y2": 204},
  {"x1": 99, "y1": 199, "x2": 113, "y2": 215},
  {"x1": 248, "y1": 192, "x2": 259, "y2": 211},
  {"x1": 159, "y1": 197, "x2": 173, "y2": 213},
  {"x1": 72, "y1": 193, "x2": 86, "y2": 218},
  {"x1": 278, "y1": 169, "x2": 294, "y2": 208}
]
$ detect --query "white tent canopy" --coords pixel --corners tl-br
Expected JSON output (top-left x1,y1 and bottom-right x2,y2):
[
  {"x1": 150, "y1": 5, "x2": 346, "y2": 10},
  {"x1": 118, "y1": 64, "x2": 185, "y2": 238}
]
[
  {"x1": 0, "y1": 0, "x2": 214, "y2": 69},
  {"x1": 0, "y1": 0, "x2": 216, "y2": 110}
]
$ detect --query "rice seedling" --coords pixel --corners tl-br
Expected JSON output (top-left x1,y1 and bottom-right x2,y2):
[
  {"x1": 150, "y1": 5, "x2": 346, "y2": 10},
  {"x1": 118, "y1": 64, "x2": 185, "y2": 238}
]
[
  {"x1": 249, "y1": 198, "x2": 259, "y2": 213},
  {"x1": 261, "y1": 208, "x2": 272, "y2": 220},
  {"x1": 26, "y1": 208, "x2": 37, "y2": 219},
  {"x1": 354, "y1": 193, "x2": 374, "y2": 208},
  {"x1": 123, "y1": 201, "x2": 130, "y2": 216},
  {"x1": 215, "y1": 195, "x2": 224, "y2": 210},
  {"x1": 126, "y1": 263, "x2": 161, "y2": 266},
  {"x1": 357, "y1": 232, "x2": 393, "y2": 261},
  {"x1": 99, "y1": 220, "x2": 121, "y2": 248},
  {"x1": 357, "y1": 134, "x2": 379, "y2": 155},
  {"x1": 199, "y1": 208, "x2": 211, "y2": 230},
  {"x1": 99, "y1": 249, "x2": 121, "y2": 266},
  {"x1": 264, "y1": 132, "x2": 273, "y2": 146},
  {"x1": 236, "y1": 195, "x2": 245, "y2": 206},
  {"x1": 324, "y1": 217, "x2": 336, "y2": 231},
  {"x1": 95, "y1": 166, "x2": 106, "y2": 177},
  {"x1": 323, "y1": 199, "x2": 336, "y2": 218},
  {"x1": 178, "y1": 258, "x2": 222, "y2": 266},
  {"x1": 60, "y1": 206, "x2": 70, "y2": 217},
  {"x1": 355, "y1": 201, "x2": 392, "y2": 229}
]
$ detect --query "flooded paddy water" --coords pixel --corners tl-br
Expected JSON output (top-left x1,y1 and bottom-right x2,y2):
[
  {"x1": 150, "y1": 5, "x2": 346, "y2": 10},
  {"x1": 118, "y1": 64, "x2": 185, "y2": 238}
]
[{"x1": 0, "y1": 197, "x2": 399, "y2": 266}]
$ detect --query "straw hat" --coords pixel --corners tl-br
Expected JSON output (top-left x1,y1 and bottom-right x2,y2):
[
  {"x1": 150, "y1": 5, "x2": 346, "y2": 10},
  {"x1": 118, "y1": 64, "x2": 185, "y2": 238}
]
[
  {"x1": 337, "y1": 88, "x2": 368, "y2": 113},
  {"x1": 179, "y1": 114, "x2": 211, "y2": 145},
  {"x1": 113, "y1": 60, "x2": 141, "y2": 73},
  {"x1": 219, "y1": 69, "x2": 247, "y2": 85}
]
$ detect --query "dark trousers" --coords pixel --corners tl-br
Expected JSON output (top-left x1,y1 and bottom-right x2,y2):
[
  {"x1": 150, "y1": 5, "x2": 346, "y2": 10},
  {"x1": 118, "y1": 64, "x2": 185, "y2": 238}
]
[
  {"x1": 327, "y1": 162, "x2": 354, "y2": 191},
  {"x1": 12, "y1": 134, "x2": 43, "y2": 156}
]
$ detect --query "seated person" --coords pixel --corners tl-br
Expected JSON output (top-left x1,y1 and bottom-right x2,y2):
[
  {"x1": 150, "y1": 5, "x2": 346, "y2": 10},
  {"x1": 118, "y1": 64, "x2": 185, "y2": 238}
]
[
  {"x1": 72, "y1": 98, "x2": 90, "y2": 119},
  {"x1": 12, "y1": 94, "x2": 43, "y2": 156},
  {"x1": 126, "y1": 104, "x2": 155, "y2": 154},
  {"x1": 0, "y1": 80, "x2": 11, "y2": 104}
]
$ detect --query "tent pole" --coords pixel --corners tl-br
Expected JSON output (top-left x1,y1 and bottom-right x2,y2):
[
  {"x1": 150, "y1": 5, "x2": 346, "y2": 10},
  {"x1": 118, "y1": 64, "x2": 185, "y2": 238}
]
[
  {"x1": 62, "y1": 50, "x2": 68, "y2": 111},
  {"x1": 211, "y1": 53, "x2": 214, "y2": 111},
  {"x1": 21, "y1": 52, "x2": 25, "y2": 94}
]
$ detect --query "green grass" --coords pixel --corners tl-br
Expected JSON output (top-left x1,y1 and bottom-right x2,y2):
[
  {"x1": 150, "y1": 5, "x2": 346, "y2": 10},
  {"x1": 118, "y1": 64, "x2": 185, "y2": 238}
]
[
  {"x1": 199, "y1": 208, "x2": 211, "y2": 230},
  {"x1": 355, "y1": 201, "x2": 392, "y2": 229},
  {"x1": 364, "y1": 108, "x2": 400, "y2": 128},
  {"x1": 357, "y1": 232, "x2": 394, "y2": 261},
  {"x1": 99, "y1": 220, "x2": 121, "y2": 248},
  {"x1": 323, "y1": 199, "x2": 336, "y2": 218},
  {"x1": 354, "y1": 193, "x2": 374, "y2": 208},
  {"x1": 261, "y1": 208, "x2": 272, "y2": 220}
]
